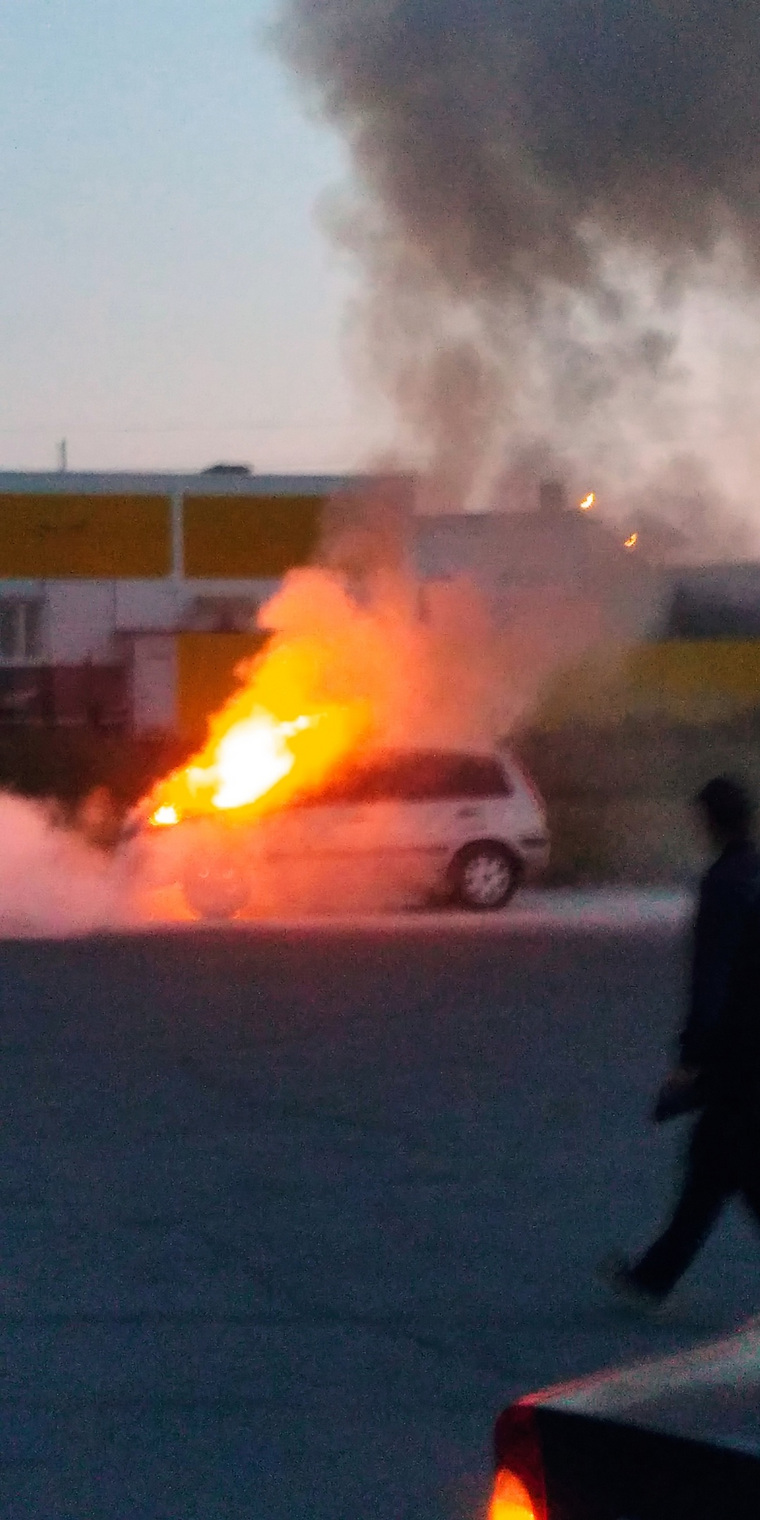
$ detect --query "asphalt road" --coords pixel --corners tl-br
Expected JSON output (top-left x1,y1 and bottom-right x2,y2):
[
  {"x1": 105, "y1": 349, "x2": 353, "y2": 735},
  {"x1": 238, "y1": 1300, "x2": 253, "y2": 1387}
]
[{"x1": 0, "y1": 917, "x2": 758, "y2": 1519}]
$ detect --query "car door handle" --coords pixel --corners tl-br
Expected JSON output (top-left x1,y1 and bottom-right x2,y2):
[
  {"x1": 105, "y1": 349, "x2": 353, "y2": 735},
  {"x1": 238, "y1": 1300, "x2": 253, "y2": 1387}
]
[{"x1": 457, "y1": 806, "x2": 480, "y2": 819}]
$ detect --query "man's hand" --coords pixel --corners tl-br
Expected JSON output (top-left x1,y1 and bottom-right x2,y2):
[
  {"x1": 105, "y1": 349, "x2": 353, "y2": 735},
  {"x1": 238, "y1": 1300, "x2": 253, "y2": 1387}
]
[{"x1": 652, "y1": 1066, "x2": 703, "y2": 1123}]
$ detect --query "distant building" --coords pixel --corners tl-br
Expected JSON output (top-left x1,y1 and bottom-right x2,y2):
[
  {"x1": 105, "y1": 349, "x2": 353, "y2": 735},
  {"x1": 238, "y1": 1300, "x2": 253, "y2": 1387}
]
[
  {"x1": 2, "y1": 468, "x2": 760, "y2": 735},
  {"x1": 0, "y1": 470, "x2": 358, "y2": 733},
  {"x1": 412, "y1": 480, "x2": 667, "y2": 643},
  {"x1": 663, "y1": 564, "x2": 760, "y2": 640}
]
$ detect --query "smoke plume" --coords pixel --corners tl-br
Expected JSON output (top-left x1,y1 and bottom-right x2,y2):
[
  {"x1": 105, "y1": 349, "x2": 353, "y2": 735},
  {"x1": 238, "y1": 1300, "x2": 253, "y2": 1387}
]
[
  {"x1": 276, "y1": 0, "x2": 760, "y2": 530},
  {"x1": 0, "y1": 795, "x2": 132, "y2": 937}
]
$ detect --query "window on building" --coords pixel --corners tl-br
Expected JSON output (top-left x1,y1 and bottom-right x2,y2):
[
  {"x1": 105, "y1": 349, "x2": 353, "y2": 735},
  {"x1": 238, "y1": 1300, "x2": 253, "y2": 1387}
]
[{"x1": 0, "y1": 601, "x2": 43, "y2": 663}]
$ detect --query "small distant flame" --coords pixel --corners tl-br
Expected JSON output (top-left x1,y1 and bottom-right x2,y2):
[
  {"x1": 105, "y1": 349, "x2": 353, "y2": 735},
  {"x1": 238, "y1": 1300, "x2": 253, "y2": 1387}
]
[
  {"x1": 151, "y1": 805, "x2": 179, "y2": 828},
  {"x1": 624, "y1": 532, "x2": 639, "y2": 550},
  {"x1": 579, "y1": 492, "x2": 596, "y2": 512}
]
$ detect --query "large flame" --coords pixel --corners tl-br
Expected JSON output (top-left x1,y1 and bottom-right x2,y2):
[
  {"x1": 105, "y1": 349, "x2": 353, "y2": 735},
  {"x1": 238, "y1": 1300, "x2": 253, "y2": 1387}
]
[{"x1": 144, "y1": 598, "x2": 374, "y2": 827}]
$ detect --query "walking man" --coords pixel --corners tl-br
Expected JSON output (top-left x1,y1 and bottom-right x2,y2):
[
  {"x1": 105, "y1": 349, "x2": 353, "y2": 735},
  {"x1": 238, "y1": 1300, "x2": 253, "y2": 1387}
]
[{"x1": 603, "y1": 776, "x2": 760, "y2": 1310}]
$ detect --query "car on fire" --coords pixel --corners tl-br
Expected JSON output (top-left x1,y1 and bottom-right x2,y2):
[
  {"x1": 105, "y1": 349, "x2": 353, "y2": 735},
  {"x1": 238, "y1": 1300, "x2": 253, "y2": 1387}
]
[
  {"x1": 133, "y1": 745, "x2": 549, "y2": 919},
  {"x1": 490, "y1": 1323, "x2": 760, "y2": 1519}
]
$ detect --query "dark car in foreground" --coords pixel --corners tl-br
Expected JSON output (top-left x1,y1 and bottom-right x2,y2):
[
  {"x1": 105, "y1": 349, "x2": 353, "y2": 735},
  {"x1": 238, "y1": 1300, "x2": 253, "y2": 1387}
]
[{"x1": 491, "y1": 1324, "x2": 760, "y2": 1518}]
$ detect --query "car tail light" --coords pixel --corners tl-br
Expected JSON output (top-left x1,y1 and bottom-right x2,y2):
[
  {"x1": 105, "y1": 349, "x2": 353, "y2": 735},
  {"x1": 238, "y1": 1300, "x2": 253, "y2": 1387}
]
[{"x1": 490, "y1": 1404, "x2": 547, "y2": 1520}]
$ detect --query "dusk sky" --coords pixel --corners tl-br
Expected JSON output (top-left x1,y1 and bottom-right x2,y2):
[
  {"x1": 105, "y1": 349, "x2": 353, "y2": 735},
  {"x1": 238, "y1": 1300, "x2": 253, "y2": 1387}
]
[{"x1": 0, "y1": 0, "x2": 392, "y2": 475}]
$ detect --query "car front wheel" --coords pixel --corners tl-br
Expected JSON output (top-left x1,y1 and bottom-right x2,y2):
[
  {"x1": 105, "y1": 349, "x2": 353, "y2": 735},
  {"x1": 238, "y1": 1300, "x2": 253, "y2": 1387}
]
[
  {"x1": 450, "y1": 842, "x2": 519, "y2": 911},
  {"x1": 182, "y1": 853, "x2": 250, "y2": 921}
]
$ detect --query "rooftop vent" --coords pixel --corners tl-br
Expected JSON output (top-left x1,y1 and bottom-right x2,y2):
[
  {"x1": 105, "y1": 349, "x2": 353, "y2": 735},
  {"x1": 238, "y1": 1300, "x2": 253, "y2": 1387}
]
[
  {"x1": 538, "y1": 479, "x2": 567, "y2": 515},
  {"x1": 201, "y1": 463, "x2": 253, "y2": 476}
]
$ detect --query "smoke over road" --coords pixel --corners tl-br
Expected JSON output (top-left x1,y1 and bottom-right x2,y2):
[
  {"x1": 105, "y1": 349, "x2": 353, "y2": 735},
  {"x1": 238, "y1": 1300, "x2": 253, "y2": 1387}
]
[
  {"x1": 0, "y1": 795, "x2": 132, "y2": 938},
  {"x1": 276, "y1": 0, "x2": 760, "y2": 531},
  {"x1": 0, "y1": 556, "x2": 577, "y2": 934}
]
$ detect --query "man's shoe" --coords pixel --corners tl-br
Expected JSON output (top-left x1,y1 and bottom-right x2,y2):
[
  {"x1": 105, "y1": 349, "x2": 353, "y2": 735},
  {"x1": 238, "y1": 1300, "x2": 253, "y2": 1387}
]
[{"x1": 597, "y1": 1254, "x2": 670, "y2": 1317}]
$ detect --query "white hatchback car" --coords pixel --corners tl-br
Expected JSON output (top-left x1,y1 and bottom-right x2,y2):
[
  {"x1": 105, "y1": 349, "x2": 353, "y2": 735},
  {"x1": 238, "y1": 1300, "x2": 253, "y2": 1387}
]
[{"x1": 142, "y1": 747, "x2": 549, "y2": 919}]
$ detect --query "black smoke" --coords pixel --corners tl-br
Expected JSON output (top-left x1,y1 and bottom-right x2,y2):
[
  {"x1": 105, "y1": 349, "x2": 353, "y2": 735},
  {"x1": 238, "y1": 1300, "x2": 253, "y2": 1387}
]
[
  {"x1": 276, "y1": 0, "x2": 760, "y2": 526},
  {"x1": 280, "y1": 0, "x2": 760, "y2": 286}
]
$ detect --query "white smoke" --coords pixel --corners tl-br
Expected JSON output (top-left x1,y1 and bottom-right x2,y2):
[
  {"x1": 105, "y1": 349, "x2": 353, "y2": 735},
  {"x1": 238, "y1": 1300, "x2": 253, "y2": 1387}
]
[{"x1": 0, "y1": 794, "x2": 134, "y2": 938}]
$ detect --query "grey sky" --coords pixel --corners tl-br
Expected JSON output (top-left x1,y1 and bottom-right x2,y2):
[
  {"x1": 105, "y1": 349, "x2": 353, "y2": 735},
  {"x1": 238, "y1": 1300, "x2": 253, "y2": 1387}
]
[{"x1": 0, "y1": 0, "x2": 391, "y2": 473}]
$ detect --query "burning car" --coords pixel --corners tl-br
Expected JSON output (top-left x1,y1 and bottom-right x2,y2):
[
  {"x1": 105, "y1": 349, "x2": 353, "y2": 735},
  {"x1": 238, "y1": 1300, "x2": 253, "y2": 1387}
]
[
  {"x1": 134, "y1": 741, "x2": 549, "y2": 919},
  {"x1": 130, "y1": 568, "x2": 549, "y2": 918},
  {"x1": 490, "y1": 1324, "x2": 760, "y2": 1519}
]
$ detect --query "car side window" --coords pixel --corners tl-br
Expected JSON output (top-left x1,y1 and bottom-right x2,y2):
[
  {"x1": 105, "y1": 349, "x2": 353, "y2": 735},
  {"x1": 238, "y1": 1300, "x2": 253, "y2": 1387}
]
[
  {"x1": 293, "y1": 752, "x2": 513, "y2": 806},
  {"x1": 385, "y1": 753, "x2": 513, "y2": 801},
  {"x1": 344, "y1": 760, "x2": 399, "y2": 802},
  {"x1": 294, "y1": 762, "x2": 386, "y2": 806},
  {"x1": 309, "y1": 757, "x2": 429, "y2": 803},
  {"x1": 313, "y1": 757, "x2": 425, "y2": 803},
  {"x1": 343, "y1": 754, "x2": 438, "y2": 802},
  {"x1": 390, "y1": 754, "x2": 451, "y2": 800}
]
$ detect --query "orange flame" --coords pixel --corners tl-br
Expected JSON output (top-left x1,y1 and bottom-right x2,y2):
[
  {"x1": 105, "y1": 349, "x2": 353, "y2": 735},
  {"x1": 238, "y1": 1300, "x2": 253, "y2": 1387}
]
[
  {"x1": 488, "y1": 1470, "x2": 538, "y2": 1519},
  {"x1": 579, "y1": 492, "x2": 596, "y2": 511},
  {"x1": 142, "y1": 601, "x2": 374, "y2": 828},
  {"x1": 151, "y1": 805, "x2": 179, "y2": 828},
  {"x1": 624, "y1": 531, "x2": 639, "y2": 550}
]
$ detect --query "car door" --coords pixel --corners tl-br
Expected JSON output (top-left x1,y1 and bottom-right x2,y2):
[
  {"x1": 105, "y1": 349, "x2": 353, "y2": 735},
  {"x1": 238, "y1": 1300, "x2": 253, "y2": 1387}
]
[
  {"x1": 250, "y1": 757, "x2": 401, "y2": 909},
  {"x1": 328, "y1": 752, "x2": 463, "y2": 879},
  {"x1": 446, "y1": 753, "x2": 517, "y2": 848},
  {"x1": 410, "y1": 752, "x2": 516, "y2": 856},
  {"x1": 259, "y1": 754, "x2": 432, "y2": 881},
  {"x1": 254, "y1": 758, "x2": 381, "y2": 864}
]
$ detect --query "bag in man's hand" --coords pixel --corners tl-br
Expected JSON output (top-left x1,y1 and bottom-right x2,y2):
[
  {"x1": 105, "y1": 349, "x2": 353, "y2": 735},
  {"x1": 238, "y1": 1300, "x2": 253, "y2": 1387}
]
[{"x1": 652, "y1": 1068, "x2": 706, "y2": 1123}]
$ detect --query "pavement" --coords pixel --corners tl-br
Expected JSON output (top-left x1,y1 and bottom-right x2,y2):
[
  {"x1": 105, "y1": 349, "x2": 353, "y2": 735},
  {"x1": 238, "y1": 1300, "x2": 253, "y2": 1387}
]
[
  {"x1": 132, "y1": 885, "x2": 694, "y2": 938},
  {"x1": 0, "y1": 900, "x2": 758, "y2": 1519}
]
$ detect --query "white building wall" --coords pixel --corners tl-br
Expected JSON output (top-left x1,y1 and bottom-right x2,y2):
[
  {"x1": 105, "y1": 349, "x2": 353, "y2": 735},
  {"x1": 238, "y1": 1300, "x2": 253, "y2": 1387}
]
[
  {"x1": 130, "y1": 637, "x2": 178, "y2": 733},
  {"x1": 45, "y1": 583, "x2": 117, "y2": 664},
  {"x1": 5, "y1": 578, "x2": 279, "y2": 670},
  {"x1": 114, "y1": 582, "x2": 183, "y2": 634}
]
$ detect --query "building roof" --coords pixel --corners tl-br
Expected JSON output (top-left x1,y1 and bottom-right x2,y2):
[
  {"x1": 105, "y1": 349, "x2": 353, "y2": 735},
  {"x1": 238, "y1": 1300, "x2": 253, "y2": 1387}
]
[{"x1": 0, "y1": 471, "x2": 364, "y2": 497}]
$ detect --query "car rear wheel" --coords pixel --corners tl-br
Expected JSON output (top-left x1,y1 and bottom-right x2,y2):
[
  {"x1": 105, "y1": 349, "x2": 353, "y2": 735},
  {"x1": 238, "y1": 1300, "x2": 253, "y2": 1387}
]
[
  {"x1": 450, "y1": 842, "x2": 519, "y2": 911},
  {"x1": 182, "y1": 853, "x2": 250, "y2": 921}
]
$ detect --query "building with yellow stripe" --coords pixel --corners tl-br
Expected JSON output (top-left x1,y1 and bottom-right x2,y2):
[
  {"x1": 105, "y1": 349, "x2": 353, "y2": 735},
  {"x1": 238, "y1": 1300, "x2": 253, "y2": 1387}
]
[
  {"x1": 0, "y1": 470, "x2": 355, "y2": 733},
  {"x1": 3, "y1": 469, "x2": 760, "y2": 738}
]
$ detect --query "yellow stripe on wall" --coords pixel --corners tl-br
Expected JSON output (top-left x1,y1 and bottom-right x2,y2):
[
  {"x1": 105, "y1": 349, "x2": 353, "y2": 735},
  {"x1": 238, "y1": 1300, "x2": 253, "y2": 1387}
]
[
  {"x1": 536, "y1": 639, "x2": 760, "y2": 727},
  {"x1": 183, "y1": 495, "x2": 323, "y2": 579},
  {"x1": 0, "y1": 495, "x2": 171, "y2": 578},
  {"x1": 627, "y1": 641, "x2": 760, "y2": 703}
]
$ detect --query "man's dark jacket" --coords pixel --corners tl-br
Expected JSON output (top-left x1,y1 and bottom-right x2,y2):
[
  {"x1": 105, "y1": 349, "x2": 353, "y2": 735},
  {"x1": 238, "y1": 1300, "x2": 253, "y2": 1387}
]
[
  {"x1": 679, "y1": 839, "x2": 760, "y2": 1072},
  {"x1": 682, "y1": 839, "x2": 760, "y2": 1110}
]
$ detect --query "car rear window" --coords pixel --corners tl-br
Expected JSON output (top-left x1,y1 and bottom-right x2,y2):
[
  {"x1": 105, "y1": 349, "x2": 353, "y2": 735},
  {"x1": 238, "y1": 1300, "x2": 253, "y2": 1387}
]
[{"x1": 442, "y1": 755, "x2": 513, "y2": 799}]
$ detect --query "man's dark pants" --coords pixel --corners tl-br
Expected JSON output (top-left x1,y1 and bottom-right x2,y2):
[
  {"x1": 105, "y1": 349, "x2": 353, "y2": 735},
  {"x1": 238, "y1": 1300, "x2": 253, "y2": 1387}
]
[{"x1": 630, "y1": 1105, "x2": 760, "y2": 1297}]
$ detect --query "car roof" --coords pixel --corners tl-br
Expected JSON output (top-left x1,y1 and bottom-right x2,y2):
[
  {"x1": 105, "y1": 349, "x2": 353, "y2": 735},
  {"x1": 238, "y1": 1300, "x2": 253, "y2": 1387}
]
[
  {"x1": 527, "y1": 1324, "x2": 760, "y2": 1456},
  {"x1": 347, "y1": 748, "x2": 504, "y2": 765}
]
